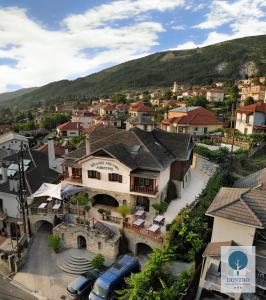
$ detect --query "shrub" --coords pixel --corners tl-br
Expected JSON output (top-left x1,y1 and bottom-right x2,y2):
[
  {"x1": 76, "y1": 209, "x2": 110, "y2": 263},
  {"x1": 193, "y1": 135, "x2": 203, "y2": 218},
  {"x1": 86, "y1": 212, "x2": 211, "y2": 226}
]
[
  {"x1": 152, "y1": 201, "x2": 168, "y2": 214},
  {"x1": 91, "y1": 254, "x2": 105, "y2": 270},
  {"x1": 48, "y1": 235, "x2": 61, "y2": 252}
]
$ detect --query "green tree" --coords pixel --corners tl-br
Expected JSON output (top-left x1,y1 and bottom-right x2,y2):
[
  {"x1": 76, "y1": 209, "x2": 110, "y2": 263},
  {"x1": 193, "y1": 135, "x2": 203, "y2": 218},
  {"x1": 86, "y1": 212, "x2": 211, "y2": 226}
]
[
  {"x1": 48, "y1": 235, "x2": 61, "y2": 252},
  {"x1": 152, "y1": 201, "x2": 168, "y2": 214},
  {"x1": 111, "y1": 94, "x2": 127, "y2": 104},
  {"x1": 117, "y1": 205, "x2": 132, "y2": 220},
  {"x1": 244, "y1": 96, "x2": 254, "y2": 106},
  {"x1": 91, "y1": 254, "x2": 105, "y2": 270},
  {"x1": 188, "y1": 95, "x2": 208, "y2": 108}
]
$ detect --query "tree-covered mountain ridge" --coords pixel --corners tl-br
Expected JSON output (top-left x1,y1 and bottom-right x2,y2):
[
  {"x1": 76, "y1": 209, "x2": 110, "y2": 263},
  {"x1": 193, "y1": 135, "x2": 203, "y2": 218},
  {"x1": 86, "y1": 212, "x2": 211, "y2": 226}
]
[{"x1": 1, "y1": 35, "x2": 266, "y2": 109}]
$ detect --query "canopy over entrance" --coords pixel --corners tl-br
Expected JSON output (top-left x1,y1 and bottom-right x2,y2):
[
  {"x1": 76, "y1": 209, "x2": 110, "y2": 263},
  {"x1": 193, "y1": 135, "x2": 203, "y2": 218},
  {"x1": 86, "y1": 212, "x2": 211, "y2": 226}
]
[{"x1": 31, "y1": 182, "x2": 86, "y2": 200}]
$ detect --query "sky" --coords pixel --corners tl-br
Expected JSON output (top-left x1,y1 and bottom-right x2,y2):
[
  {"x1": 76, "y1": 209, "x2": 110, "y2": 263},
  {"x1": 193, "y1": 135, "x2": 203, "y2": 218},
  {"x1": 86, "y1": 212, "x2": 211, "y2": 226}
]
[{"x1": 0, "y1": 0, "x2": 265, "y2": 93}]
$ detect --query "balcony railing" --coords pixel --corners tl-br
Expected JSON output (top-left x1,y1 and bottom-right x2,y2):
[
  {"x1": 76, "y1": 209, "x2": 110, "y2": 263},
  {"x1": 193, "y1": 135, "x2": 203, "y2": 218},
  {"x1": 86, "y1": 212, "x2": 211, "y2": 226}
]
[
  {"x1": 64, "y1": 173, "x2": 82, "y2": 183},
  {"x1": 30, "y1": 207, "x2": 64, "y2": 216},
  {"x1": 130, "y1": 185, "x2": 158, "y2": 195},
  {"x1": 123, "y1": 222, "x2": 163, "y2": 244}
]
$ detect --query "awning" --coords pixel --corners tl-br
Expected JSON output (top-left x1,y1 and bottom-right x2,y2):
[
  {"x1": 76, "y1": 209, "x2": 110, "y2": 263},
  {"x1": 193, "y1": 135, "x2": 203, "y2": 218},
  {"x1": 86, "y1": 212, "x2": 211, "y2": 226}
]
[{"x1": 31, "y1": 182, "x2": 86, "y2": 200}]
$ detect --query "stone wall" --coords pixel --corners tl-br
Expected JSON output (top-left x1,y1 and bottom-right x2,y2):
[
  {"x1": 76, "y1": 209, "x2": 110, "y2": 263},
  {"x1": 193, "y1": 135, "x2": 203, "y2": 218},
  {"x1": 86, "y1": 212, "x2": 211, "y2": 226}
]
[
  {"x1": 192, "y1": 153, "x2": 218, "y2": 176},
  {"x1": 53, "y1": 223, "x2": 120, "y2": 266}
]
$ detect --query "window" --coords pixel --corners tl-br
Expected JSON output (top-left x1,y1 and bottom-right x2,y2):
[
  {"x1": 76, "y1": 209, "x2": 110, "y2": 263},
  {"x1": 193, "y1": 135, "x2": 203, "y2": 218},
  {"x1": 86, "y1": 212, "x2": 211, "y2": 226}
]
[
  {"x1": 194, "y1": 127, "x2": 198, "y2": 131},
  {"x1": 98, "y1": 242, "x2": 102, "y2": 250},
  {"x1": 135, "y1": 177, "x2": 151, "y2": 187},
  {"x1": 204, "y1": 127, "x2": 208, "y2": 134},
  {"x1": 88, "y1": 170, "x2": 101, "y2": 179},
  {"x1": 108, "y1": 173, "x2": 122, "y2": 183},
  {"x1": 143, "y1": 124, "x2": 148, "y2": 131}
]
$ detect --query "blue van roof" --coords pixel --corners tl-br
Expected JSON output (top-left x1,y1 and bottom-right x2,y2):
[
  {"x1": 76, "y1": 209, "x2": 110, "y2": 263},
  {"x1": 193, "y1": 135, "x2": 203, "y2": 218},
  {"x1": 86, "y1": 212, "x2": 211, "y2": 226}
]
[{"x1": 95, "y1": 255, "x2": 138, "y2": 290}]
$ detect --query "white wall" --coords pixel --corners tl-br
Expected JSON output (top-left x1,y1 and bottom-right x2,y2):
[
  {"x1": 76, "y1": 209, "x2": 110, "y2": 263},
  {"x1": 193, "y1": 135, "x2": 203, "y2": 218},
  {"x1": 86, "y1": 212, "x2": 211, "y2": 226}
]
[
  {"x1": 0, "y1": 192, "x2": 19, "y2": 218},
  {"x1": 211, "y1": 217, "x2": 256, "y2": 245},
  {"x1": 158, "y1": 166, "x2": 170, "y2": 192},
  {"x1": 0, "y1": 139, "x2": 28, "y2": 151},
  {"x1": 81, "y1": 157, "x2": 131, "y2": 194}
]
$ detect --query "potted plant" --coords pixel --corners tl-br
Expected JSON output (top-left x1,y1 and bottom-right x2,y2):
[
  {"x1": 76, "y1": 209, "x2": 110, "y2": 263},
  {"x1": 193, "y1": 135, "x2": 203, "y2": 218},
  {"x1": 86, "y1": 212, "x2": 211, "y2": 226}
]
[{"x1": 91, "y1": 254, "x2": 105, "y2": 271}]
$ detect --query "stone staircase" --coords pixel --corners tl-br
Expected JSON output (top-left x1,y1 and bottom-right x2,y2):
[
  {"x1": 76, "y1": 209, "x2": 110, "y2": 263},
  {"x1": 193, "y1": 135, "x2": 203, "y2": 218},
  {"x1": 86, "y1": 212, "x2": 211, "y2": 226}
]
[{"x1": 57, "y1": 249, "x2": 95, "y2": 275}]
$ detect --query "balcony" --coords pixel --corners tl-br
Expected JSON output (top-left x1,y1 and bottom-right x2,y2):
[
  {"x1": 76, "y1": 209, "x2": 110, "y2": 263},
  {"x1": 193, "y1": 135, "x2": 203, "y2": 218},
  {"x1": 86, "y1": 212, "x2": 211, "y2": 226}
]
[
  {"x1": 64, "y1": 173, "x2": 82, "y2": 184},
  {"x1": 130, "y1": 185, "x2": 158, "y2": 195}
]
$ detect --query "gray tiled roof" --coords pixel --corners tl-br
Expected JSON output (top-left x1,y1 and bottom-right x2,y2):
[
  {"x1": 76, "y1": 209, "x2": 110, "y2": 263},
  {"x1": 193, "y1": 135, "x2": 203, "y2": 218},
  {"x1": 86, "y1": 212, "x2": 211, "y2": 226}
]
[
  {"x1": 206, "y1": 186, "x2": 266, "y2": 228},
  {"x1": 203, "y1": 241, "x2": 237, "y2": 257},
  {"x1": 66, "y1": 127, "x2": 194, "y2": 171},
  {"x1": 128, "y1": 115, "x2": 156, "y2": 125},
  {"x1": 233, "y1": 168, "x2": 266, "y2": 189},
  {"x1": 0, "y1": 149, "x2": 59, "y2": 196}
]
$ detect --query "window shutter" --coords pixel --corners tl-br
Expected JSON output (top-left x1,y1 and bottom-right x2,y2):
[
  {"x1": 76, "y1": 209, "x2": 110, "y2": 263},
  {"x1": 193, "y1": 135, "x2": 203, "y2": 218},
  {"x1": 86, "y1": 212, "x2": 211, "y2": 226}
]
[
  {"x1": 97, "y1": 172, "x2": 101, "y2": 180},
  {"x1": 87, "y1": 170, "x2": 90, "y2": 178},
  {"x1": 108, "y1": 173, "x2": 111, "y2": 181},
  {"x1": 119, "y1": 175, "x2": 122, "y2": 183}
]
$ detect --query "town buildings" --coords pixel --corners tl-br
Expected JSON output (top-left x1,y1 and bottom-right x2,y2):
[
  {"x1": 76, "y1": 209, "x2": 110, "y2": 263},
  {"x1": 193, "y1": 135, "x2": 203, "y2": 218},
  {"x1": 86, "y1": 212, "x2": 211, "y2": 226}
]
[
  {"x1": 196, "y1": 168, "x2": 266, "y2": 300},
  {"x1": 0, "y1": 132, "x2": 29, "y2": 152},
  {"x1": 0, "y1": 149, "x2": 58, "y2": 240},
  {"x1": 206, "y1": 89, "x2": 225, "y2": 102},
  {"x1": 129, "y1": 102, "x2": 155, "y2": 118},
  {"x1": 126, "y1": 115, "x2": 157, "y2": 132},
  {"x1": 161, "y1": 106, "x2": 223, "y2": 135},
  {"x1": 57, "y1": 121, "x2": 82, "y2": 137},
  {"x1": 71, "y1": 111, "x2": 96, "y2": 128},
  {"x1": 240, "y1": 85, "x2": 266, "y2": 103},
  {"x1": 236, "y1": 102, "x2": 266, "y2": 134}
]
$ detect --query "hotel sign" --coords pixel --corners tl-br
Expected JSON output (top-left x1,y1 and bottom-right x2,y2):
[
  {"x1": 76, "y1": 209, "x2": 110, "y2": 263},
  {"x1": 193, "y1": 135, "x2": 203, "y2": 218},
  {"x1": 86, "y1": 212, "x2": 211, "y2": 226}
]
[{"x1": 90, "y1": 160, "x2": 120, "y2": 172}]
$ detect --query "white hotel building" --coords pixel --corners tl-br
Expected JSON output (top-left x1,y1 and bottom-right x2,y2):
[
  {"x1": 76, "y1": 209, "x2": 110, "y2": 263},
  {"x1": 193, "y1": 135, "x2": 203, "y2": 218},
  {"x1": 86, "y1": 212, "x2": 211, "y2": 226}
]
[{"x1": 62, "y1": 127, "x2": 194, "y2": 212}]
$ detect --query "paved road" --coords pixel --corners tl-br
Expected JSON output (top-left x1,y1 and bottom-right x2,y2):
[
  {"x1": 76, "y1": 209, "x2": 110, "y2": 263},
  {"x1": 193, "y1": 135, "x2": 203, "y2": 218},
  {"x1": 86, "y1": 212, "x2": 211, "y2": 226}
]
[{"x1": 0, "y1": 276, "x2": 37, "y2": 300}]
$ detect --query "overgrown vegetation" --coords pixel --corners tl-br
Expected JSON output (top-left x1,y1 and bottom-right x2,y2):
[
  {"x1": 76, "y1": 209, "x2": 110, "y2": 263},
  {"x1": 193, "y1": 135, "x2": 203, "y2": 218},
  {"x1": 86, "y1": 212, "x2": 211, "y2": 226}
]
[
  {"x1": 194, "y1": 145, "x2": 229, "y2": 163},
  {"x1": 117, "y1": 170, "x2": 233, "y2": 299},
  {"x1": 48, "y1": 235, "x2": 61, "y2": 252}
]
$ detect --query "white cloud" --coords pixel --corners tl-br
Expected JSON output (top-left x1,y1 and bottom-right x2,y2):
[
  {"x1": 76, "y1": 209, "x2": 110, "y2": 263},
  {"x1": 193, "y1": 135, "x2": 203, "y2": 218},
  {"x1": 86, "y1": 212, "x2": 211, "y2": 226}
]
[
  {"x1": 171, "y1": 24, "x2": 185, "y2": 31},
  {"x1": 194, "y1": 0, "x2": 266, "y2": 29},
  {"x1": 0, "y1": 0, "x2": 185, "y2": 92},
  {"x1": 175, "y1": 0, "x2": 266, "y2": 50}
]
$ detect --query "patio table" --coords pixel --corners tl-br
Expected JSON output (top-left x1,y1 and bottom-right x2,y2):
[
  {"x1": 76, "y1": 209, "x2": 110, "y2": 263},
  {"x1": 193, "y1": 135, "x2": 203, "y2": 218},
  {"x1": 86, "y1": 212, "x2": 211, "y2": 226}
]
[
  {"x1": 148, "y1": 224, "x2": 160, "y2": 233},
  {"x1": 133, "y1": 219, "x2": 145, "y2": 228},
  {"x1": 153, "y1": 215, "x2": 165, "y2": 226},
  {"x1": 135, "y1": 210, "x2": 145, "y2": 219}
]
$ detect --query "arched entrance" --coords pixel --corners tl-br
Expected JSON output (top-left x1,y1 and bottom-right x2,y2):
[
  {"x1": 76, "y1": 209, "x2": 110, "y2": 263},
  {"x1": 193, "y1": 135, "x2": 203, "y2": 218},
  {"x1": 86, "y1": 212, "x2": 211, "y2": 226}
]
[
  {"x1": 93, "y1": 194, "x2": 119, "y2": 207},
  {"x1": 136, "y1": 196, "x2": 150, "y2": 212},
  {"x1": 77, "y1": 235, "x2": 87, "y2": 249},
  {"x1": 34, "y1": 220, "x2": 53, "y2": 233},
  {"x1": 136, "y1": 242, "x2": 153, "y2": 255}
]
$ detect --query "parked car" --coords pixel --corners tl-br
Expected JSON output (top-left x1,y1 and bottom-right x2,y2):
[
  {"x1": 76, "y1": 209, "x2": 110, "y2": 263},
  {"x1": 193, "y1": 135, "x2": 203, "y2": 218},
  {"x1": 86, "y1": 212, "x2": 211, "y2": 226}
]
[
  {"x1": 89, "y1": 255, "x2": 140, "y2": 300},
  {"x1": 67, "y1": 270, "x2": 101, "y2": 300}
]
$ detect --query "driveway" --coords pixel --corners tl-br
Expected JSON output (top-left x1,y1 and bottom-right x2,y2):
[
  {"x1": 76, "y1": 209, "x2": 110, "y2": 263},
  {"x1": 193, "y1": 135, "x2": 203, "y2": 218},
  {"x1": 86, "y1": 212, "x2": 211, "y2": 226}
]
[{"x1": 13, "y1": 222, "x2": 75, "y2": 300}]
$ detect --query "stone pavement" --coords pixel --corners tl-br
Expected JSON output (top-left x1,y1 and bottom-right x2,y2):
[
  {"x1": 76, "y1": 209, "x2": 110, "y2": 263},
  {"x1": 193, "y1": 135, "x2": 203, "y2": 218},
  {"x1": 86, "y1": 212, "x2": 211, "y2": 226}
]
[
  {"x1": 13, "y1": 222, "x2": 76, "y2": 300},
  {"x1": 163, "y1": 168, "x2": 210, "y2": 229}
]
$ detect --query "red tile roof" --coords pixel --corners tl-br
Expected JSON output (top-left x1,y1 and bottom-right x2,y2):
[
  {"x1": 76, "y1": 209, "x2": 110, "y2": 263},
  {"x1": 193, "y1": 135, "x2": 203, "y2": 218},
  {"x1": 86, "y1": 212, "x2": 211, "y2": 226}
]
[
  {"x1": 237, "y1": 102, "x2": 266, "y2": 115},
  {"x1": 162, "y1": 107, "x2": 222, "y2": 126},
  {"x1": 57, "y1": 121, "x2": 81, "y2": 131},
  {"x1": 129, "y1": 103, "x2": 155, "y2": 113},
  {"x1": 207, "y1": 89, "x2": 224, "y2": 93},
  {"x1": 35, "y1": 143, "x2": 66, "y2": 157}
]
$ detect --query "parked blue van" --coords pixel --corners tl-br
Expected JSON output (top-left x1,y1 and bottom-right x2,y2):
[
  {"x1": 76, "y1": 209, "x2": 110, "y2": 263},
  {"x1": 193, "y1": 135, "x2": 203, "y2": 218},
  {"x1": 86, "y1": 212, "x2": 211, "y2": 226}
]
[{"x1": 88, "y1": 255, "x2": 140, "y2": 300}]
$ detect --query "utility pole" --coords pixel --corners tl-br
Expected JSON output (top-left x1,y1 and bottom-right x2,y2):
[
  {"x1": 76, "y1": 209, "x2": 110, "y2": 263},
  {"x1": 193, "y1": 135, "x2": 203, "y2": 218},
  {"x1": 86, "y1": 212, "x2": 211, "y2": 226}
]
[{"x1": 17, "y1": 143, "x2": 32, "y2": 237}]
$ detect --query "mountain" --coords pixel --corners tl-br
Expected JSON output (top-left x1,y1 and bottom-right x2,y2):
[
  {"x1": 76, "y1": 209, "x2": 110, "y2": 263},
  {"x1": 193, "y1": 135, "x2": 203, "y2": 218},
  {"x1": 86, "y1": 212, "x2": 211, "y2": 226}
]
[
  {"x1": 0, "y1": 87, "x2": 37, "y2": 103},
  {"x1": 1, "y1": 35, "x2": 266, "y2": 109}
]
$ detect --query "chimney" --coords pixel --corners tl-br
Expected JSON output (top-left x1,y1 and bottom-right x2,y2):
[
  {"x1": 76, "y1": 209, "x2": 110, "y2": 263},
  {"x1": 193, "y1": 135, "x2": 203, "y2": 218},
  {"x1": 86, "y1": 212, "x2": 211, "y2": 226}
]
[
  {"x1": 1, "y1": 164, "x2": 7, "y2": 182},
  {"x1": 48, "y1": 136, "x2": 55, "y2": 169},
  {"x1": 86, "y1": 137, "x2": 91, "y2": 155}
]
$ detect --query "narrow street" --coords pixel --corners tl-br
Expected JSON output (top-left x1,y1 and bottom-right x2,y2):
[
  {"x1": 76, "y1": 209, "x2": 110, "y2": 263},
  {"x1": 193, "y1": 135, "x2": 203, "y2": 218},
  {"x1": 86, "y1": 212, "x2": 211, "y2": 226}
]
[
  {"x1": 0, "y1": 276, "x2": 37, "y2": 300},
  {"x1": 13, "y1": 222, "x2": 74, "y2": 300}
]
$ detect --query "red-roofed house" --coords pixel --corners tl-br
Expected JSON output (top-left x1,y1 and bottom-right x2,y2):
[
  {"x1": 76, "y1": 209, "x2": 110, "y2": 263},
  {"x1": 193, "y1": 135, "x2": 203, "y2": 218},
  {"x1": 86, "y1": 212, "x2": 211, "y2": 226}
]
[
  {"x1": 71, "y1": 111, "x2": 96, "y2": 128},
  {"x1": 236, "y1": 102, "x2": 266, "y2": 134},
  {"x1": 57, "y1": 122, "x2": 82, "y2": 137},
  {"x1": 161, "y1": 106, "x2": 223, "y2": 135},
  {"x1": 129, "y1": 102, "x2": 155, "y2": 118},
  {"x1": 206, "y1": 89, "x2": 225, "y2": 102},
  {"x1": 99, "y1": 103, "x2": 117, "y2": 116}
]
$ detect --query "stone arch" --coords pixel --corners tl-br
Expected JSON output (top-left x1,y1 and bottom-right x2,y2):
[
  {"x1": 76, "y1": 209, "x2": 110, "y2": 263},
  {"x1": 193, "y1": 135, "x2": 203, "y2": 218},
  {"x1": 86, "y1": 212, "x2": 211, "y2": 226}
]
[
  {"x1": 34, "y1": 219, "x2": 53, "y2": 233},
  {"x1": 77, "y1": 235, "x2": 87, "y2": 249},
  {"x1": 93, "y1": 194, "x2": 119, "y2": 207},
  {"x1": 136, "y1": 242, "x2": 153, "y2": 255}
]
